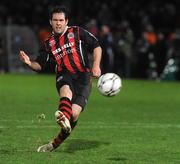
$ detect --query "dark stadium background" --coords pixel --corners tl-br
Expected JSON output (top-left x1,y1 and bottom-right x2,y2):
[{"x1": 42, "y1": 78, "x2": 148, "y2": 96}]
[
  {"x1": 1, "y1": 1, "x2": 180, "y2": 163},
  {"x1": 0, "y1": 0, "x2": 180, "y2": 80}
]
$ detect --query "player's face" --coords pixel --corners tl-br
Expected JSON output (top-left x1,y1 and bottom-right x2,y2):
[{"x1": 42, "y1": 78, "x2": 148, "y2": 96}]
[{"x1": 50, "y1": 12, "x2": 68, "y2": 34}]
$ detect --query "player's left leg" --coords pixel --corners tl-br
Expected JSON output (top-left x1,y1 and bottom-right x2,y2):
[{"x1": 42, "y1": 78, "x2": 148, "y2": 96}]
[{"x1": 71, "y1": 104, "x2": 82, "y2": 122}]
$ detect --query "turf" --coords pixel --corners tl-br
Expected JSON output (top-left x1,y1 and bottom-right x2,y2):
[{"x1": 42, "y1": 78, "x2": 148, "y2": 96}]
[{"x1": 0, "y1": 74, "x2": 180, "y2": 164}]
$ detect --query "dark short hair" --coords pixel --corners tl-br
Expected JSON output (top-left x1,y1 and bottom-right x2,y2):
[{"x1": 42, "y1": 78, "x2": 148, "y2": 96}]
[{"x1": 49, "y1": 6, "x2": 69, "y2": 20}]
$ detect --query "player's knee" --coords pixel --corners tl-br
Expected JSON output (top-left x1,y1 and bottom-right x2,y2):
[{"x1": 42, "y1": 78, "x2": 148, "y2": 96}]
[
  {"x1": 60, "y1": 85, "x2": 72, "y2": 98},
  {"x1": 72, "y1": 105, "x2": 82, "y2": 122},
  {"x1": 72, "y1": 110, "x2": 80, "y2": 121},
  {"x1": 72, "y1": 113, "x2": 79, "y2": 122}
]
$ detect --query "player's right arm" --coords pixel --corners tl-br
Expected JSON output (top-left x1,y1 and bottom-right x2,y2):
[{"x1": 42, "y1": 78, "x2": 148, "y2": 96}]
[{"x1": 19, "y1": 50, "x2": 42, "y2": 71}]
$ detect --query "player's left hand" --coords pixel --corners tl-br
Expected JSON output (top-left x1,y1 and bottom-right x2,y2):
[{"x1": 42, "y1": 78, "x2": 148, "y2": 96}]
[{"x1": 92, "y1": 65, "x2": 101, "y2": 78}]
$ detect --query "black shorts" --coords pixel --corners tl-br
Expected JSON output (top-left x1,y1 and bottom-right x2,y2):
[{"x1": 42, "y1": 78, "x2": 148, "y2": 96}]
[{"x1": 56, "y1": 71, "x2": 92, "y2": 109}]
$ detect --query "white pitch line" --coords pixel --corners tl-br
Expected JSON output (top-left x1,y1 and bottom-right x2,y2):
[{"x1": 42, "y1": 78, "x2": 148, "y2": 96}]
[
  {"x1": 0, "y1": 125, "x2": 57, "y2": 129},
  {"x1": 1, "y1": 120, "x2": 180, "y2": 129},
  {"x1": 0, "y1": 126, "x2": 6, "y2": 129},
  {"x1": 17, "y1": 125, "x2": 57, "y2": 129},
  {"x1": 0, "y1": 119, "x2": 54, "y2": 123},
  {"x1": 0, "y1": 119, "x2": 178, "y2": 126},
  {"x1": 0, "y1": 123, "x2": 180, "y2": 129}
]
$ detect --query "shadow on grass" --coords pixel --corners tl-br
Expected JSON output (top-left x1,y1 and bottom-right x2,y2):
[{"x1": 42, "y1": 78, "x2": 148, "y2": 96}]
[
  {"x1": 107, "y1": 157, "x2": 128, "y2": 162},
  {"x1": 0, "y1": 139, "x2": 110, "y2": 155},
  {"x1": 63, "y1": 139, "x2": 110, "y2": 153},
  {"x1": 0, "y1": 148, "x2": 32, "y2": 155},
  {"x1": 0, "y1": 149, "x2": 12, "y2": 155}
]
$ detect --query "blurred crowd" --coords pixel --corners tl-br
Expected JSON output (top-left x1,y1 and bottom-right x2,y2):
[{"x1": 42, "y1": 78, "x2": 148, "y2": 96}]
[{"x1": 0, "y1": 0, "x2": 180, "y2": 80}]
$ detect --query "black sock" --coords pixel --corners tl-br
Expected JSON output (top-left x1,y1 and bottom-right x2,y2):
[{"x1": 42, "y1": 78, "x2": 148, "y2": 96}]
[{"x1": 52, "y1": 120, "x2": 78, "y2": 149}]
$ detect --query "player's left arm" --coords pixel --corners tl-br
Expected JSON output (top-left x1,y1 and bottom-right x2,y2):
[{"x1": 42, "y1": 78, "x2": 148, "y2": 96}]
[
  {"x1": 79, "y1": 27, "x2": 102, "y2": 77},
  {"x1": 92, "y1": 46, "x2": 102, "y2": 78}
]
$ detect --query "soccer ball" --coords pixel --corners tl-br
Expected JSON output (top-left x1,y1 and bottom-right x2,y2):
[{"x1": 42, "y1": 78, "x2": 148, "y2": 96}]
[{"x1": 97, "y1": 73, "x2": 122, "y2": 97}]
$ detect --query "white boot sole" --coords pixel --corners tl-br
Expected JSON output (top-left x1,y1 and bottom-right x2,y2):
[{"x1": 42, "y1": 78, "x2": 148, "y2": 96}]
[{"x1": 55, "y1": 111, "x2": 71, "y2": 133}]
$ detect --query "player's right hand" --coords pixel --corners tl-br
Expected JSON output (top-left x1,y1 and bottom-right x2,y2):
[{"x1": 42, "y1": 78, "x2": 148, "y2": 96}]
[{"x1": 19, "y1": 50, "x2": 31, "y2": 66}]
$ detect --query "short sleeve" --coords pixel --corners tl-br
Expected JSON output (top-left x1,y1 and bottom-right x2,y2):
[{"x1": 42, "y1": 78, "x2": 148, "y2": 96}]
[
  {"x1": 79, "y1": 27, "x2": 100, "y2": 50},
  {"x1": 35, "y1": 43, "x2": 50, "y2": 69}
]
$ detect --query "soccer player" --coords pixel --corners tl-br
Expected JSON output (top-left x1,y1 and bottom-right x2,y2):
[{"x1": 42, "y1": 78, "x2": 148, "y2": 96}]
[{"x1": 19, "y1": 6, "x2": 102, "y2": 152}]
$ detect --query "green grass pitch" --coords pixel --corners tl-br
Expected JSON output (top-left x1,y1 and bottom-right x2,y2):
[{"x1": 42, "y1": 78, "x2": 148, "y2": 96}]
[{"x1": 0, "y1": 74, "x2": 180, "y2": 163}]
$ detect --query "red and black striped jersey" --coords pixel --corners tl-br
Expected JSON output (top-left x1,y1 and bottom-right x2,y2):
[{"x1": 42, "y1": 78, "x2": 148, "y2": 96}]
[{"x1": 36, "y1": 26, "x2": 100, "y2": 74}]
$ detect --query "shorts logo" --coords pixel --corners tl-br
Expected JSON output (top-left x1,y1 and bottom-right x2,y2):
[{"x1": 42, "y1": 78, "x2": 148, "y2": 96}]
[
  {"x1": 57, "y1": 76, "x2": 63, "y2": 82},
  {"x1": 85, "y1": 99, "x2": 87, "y2": 104},
  {"x1": 67, "y1": 32, "x2": 74, "y2": 39}
]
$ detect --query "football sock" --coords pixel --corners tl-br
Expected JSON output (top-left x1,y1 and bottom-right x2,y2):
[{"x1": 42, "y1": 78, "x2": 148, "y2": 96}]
[
  {"x1": 59, "y1": 97, "x2": 72, "y2": 120},
  {"x1": 52, "y1": 121, "x2": 78, "y2": 149}
]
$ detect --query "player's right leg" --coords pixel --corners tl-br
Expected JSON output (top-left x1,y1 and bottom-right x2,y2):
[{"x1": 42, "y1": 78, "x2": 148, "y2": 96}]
[
  {"x1": 56, "y1": 85, "x2": 73, "y2": 133},
  {"x1": 37, "y1": 76, "x2": 73, "y2": 152},
  {"x1": 37, "y1": 119, "x2": 78, "y2": 152},
  {"x1": 51, "y1": 120, "x2": 77, "y2": 149},
  {"x1": 55, "y1": 110, "x2": 71, "y2": 133},
  {"x1": 52, "y1": 103, "x2": 82, "y2": 148}
]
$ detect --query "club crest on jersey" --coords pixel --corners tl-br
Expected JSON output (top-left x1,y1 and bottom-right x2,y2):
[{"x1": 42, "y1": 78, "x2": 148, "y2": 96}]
[{"x1": 67, "y1": 32, "x2": 74, "y2": 39}]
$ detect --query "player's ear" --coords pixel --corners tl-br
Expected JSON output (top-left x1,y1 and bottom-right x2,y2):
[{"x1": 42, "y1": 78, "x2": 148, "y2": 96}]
[
  {"x1": 65, "y1": 19, "x2": 69, "y2": 25},
  {"x1": 49, "y1": 19, "x2": 52, "y2": 25}
]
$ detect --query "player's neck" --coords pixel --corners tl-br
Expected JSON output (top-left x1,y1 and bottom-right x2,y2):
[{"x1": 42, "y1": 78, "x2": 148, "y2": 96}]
[{"x1": 53, "y1": 26, "x2": 68, "y2": 37}]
